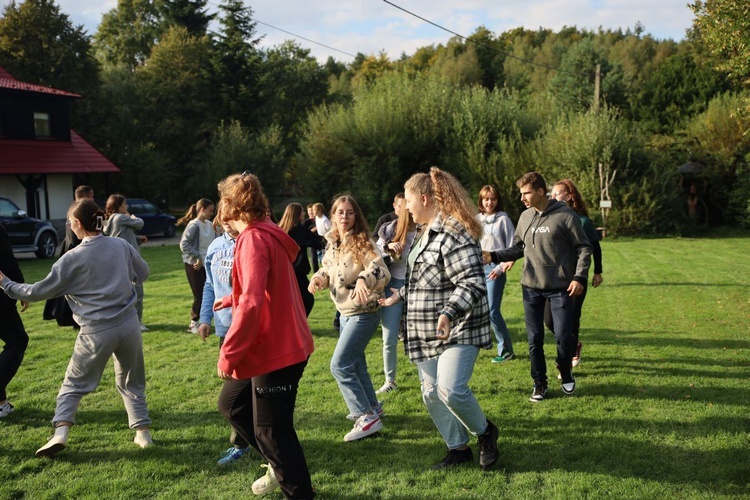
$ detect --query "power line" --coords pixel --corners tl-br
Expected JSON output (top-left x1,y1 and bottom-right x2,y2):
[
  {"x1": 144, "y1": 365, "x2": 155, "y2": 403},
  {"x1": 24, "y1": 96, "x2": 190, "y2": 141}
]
[
  {"x1": 252, "y1": 18, "x2": 358, "y2": 59},
  {"x1": 381, "y1": 0, "x2": 593, "y2": 78},
  {"x1": 205, "y1": 0, "x2": 357, "y2": 59}
]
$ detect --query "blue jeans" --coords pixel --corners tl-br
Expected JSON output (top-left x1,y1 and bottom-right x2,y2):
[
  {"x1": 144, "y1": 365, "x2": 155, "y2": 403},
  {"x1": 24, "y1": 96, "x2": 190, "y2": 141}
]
[
  {"x1": 522, "y1": 287, "x2": 576, "y2": 384},
  {"x1": 484, "y1": 264, "x2": 513, "y2": 357},
  {"x1": 416, "y1": 345, "x2": 488, "y2": 450},
  {"x1": 380, "y1": 277, "x2": 405, "y2": 383},
  {"x1": 330, "y1": 311, "x2": 380, "y2": 417}
]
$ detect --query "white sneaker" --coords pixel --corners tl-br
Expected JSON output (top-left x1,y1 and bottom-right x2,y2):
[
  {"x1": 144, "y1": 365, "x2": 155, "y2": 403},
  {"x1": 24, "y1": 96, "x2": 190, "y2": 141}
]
[
  {"x1": 344, "y1": 412, "x2": 382, "y2": 442},
  {"x1": 187, "y1": 320, "x2": 198, "y2": 334},
  {"x1": 252, "y1": 464, "x2": 280, "y2": 495},
  {"x1": 134, "y1": 429, "x2": 152, "y2": 448},
  {"x1": 0, "y1": 401, "x2": 14, "y2": 418},
  {"x1": 36, "y1": 426, "x2": 69, "y2": 458},
  {"x1": 140, "y1": 324, "x2": 150, "y2": 332},
  {"x1": 375, "y1": 381, "x2": 397, "y2": 395}
]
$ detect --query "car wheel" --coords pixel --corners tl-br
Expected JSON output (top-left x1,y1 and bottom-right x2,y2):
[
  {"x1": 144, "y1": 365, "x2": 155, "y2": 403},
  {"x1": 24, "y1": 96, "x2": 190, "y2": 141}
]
[
  {"x1": 164, "y1": 223, "x2": 176, "y2": 238},
  {"x1": 35, "y1": 231, "x2": 58, "y2": 258}
]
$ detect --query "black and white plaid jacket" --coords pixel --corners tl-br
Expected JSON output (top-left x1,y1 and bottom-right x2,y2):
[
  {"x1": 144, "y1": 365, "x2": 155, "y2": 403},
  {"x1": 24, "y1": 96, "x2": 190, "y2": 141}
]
[{"x1": 399, "y1": 213, "x2": 492, "y2": 363}]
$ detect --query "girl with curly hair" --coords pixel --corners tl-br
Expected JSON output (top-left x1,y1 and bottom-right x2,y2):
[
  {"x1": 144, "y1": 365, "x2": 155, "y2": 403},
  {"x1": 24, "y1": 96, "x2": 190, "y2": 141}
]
[
  {"x1": 380, "y1": 167, "x2": 499, "y2": 471},
  {"x1": 214, "y1": 173, "x2": 316, "y2": 498},
  {"x1": 309, "y1": 195, "x2": 390, "y2": 442}
]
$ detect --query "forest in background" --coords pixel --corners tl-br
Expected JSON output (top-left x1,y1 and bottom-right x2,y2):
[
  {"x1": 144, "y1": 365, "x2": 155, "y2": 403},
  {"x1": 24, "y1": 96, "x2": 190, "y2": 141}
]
[{"x1": 1, "y1": 0, "x2": 748, "y2": 234}]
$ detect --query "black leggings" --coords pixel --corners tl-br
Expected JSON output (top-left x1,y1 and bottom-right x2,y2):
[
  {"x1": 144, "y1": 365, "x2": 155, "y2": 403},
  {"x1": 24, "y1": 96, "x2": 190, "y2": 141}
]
[
  {"x1": 0, "y1": 306, "x2": 29, "y2": 401},
  {"x1": 184, "y1": 263, "x2": 206, "y2": 321},
  {"x1": 218, "y1": 359, "x2": 314, "y2": 499}
]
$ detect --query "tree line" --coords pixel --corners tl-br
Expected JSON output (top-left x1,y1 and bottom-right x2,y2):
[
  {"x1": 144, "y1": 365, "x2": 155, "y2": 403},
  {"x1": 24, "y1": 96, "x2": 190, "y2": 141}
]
[{"x1": 1, "y1": 0, "x2": 748, "y2": 234}]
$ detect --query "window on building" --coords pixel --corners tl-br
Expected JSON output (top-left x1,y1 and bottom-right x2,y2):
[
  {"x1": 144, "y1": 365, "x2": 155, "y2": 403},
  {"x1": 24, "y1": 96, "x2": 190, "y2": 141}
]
[{"x1": 34, "y1": 112, "x2": 51, "y2": 137}]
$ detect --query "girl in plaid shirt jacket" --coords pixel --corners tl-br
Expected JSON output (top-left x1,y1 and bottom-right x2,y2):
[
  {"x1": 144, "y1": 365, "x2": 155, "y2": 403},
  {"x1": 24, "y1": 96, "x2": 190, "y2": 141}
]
[{"x1": 380, "y1": 167, "x2": 500, "y2": 471}]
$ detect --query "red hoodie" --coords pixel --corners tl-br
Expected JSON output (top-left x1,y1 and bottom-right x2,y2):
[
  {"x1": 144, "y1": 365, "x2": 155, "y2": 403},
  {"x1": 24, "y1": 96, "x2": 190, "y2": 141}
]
[{"x1": 218, "y1": 217, "x2": 315, "y2": 379}]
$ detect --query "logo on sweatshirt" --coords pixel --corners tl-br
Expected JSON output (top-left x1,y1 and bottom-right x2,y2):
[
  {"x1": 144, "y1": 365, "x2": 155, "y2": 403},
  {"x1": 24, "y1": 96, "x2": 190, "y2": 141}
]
[{"x1": 532, "y1": 226, "x2": 550, "y2": 233}]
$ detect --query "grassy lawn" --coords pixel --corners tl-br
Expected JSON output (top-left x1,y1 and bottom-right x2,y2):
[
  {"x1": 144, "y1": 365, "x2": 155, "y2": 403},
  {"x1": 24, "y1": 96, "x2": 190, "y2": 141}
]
[{"x1": 2, "y1": 233, "x2": 749, "y2": 499}]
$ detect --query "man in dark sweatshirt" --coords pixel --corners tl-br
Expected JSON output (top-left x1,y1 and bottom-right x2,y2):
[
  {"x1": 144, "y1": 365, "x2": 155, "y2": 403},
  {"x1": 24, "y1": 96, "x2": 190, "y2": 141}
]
[{"x1": 486, "y1": 172, "x2": 592, "y2": 402}]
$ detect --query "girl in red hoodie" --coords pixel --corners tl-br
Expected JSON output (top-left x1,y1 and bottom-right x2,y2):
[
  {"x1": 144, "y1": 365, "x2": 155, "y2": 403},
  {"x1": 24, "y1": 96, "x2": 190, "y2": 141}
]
[{"x1": 214, "y1": 172, "x2": 315, "y2": 499}]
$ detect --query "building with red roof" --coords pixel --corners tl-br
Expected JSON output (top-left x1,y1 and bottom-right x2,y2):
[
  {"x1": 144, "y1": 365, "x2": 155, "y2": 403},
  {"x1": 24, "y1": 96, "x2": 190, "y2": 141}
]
[{"x1": 0, "y1": 66, "x2": 119, "y2": 223}]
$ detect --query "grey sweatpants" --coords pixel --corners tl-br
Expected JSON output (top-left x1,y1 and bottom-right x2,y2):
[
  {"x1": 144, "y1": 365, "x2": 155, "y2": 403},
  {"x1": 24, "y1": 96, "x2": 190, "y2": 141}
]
[{"x1": 53, "y1": 313, "x2": 151, "y2": 429}]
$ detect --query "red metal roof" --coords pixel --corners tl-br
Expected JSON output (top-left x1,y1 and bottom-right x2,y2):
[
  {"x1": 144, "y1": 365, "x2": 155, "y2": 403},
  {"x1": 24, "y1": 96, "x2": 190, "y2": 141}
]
[
  {"x1": 0, "y1": 66, "x2": 80, "y2": 98},
  {"x1": 0, "y1": 131, "x2": 120, "y2": 174}
]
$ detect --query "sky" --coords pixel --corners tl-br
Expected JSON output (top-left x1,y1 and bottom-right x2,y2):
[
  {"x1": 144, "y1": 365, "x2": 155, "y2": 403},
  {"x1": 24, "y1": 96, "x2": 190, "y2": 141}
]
[{"x1": 2, "y1": 0, "x2": 696, "y2": 62}]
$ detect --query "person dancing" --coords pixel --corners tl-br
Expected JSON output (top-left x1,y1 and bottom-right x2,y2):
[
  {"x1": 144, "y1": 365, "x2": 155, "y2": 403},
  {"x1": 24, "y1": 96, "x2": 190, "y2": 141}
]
[
  {"x1": 308, "y1": 195, "x2": 390, "y2": 442},
  {"x1": 380, "y1": 167, "x2": 500, "y2": 470},
  {"x1": 214, "y1": 173, "x2": 315, "y2": 498},
  {"x1": 0, "y1": 199, "x2": 151, "y2": 456}
]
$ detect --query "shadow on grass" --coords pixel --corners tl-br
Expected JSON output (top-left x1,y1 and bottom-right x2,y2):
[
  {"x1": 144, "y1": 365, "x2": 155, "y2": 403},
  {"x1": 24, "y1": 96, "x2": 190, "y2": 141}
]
[
  {"x1": 606, "y1": 282, "x2": 744, "y2": 287},
  {"x1": 575, "y1": 328, "x2": 750, "y2": 351},
  {"x1": 5, "y1": 403, "x2": 748, "y2": 496}
]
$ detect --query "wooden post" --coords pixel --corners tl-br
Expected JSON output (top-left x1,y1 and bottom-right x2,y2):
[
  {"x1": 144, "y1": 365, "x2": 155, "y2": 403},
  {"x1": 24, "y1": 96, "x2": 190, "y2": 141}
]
[{"x1": 594, "y1": 63, "x2": 601, "y2": 111}]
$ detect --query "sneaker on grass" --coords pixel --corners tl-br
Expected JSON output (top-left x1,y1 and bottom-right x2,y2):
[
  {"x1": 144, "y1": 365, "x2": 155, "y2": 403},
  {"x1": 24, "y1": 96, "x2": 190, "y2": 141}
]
[
  {"x1": 375, "y1": 381, "x2": 397, "y2": 395},
  {"x1": 477, "y1": 419, "x2": 499, "y2": 469},
  {"x1": 491, "y1": 353, "x2": 515, "y2": 363},
  {"x1": 529, "y1": 382, "x2": 548, "y2": 403},
  {"x1": 252, "y1": 464, "x2": 280, "y2": 495},
  {"x1": 0, "y1": 401, "x2": 14, "y2": 418},
  {"x1": 36, "y1": 426, "x2": 69, "y2": 458},
  {"x1": 431, "y1": 448, "x2": 474, "y2": 470},
  {"x1": 558, "y1": 363, "x2": 576, "y2": 395},
  {"x1": 134, "y1": 429, "x2": 152, "y2": 448},
  {"x1": 217, "y1": 446, "x2": 250, "y2": 465},
  {"x1": 187, "y1": 320, "x2": 199, "y2": 334},
  {"x1": 344, "y1": 412, "x2": 382, "y2": 442}
]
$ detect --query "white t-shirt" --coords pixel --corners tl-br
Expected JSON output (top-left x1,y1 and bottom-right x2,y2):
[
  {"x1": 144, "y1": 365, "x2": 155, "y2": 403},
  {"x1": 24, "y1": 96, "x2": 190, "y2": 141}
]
[{"x1": 315, "y1": 215, "x2": 331, "y2": 236}]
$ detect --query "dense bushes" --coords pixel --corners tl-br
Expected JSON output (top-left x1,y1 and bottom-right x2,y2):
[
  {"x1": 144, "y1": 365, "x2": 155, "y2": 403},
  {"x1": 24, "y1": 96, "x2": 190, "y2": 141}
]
[{"x1": 295, "y1": 72, "x2": 732, "y2": 234}]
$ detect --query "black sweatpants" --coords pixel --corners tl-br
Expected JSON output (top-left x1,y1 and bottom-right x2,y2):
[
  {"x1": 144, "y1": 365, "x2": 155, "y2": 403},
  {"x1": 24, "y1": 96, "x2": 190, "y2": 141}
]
[
  {"x1": 218, "y1": 359, "x2": 314, "y2": 499},
  {"x1": 0, "y1": 306, "x2": 29, "y2": 401}
]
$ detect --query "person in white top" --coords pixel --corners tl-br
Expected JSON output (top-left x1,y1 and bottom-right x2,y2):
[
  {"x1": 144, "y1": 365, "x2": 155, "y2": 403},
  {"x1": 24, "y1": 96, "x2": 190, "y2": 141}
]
[
  {"x1": 375, "y1": 200, "x2": 417, "y2": 395},
  {"x1": 178, "y1": 198, "x2": 216, "y2": 334},
  {"x1": 477, "y1": 185, "x2": 516, "y2": 363}
]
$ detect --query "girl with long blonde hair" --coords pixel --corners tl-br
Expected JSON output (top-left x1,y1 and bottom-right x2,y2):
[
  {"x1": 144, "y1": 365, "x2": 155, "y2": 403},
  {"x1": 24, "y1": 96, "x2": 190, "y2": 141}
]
[
  {"x1": 374, "y1": 198, "x2": 417, "y2": 395},
  {"x1": 380, "y1": 166, "x2": 499, "y2": 471}
]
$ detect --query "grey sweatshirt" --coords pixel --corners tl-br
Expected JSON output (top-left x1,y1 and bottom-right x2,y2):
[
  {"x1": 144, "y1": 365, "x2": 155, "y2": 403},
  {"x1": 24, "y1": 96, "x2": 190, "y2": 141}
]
[
  {"x1": 0, "y1": 235, "x2": 149, "y2": 333},
  {"x1": 491, "y1": 200, "x2": 592, "y2": 290},
  {"x1": 103, "y1": 213, "x2": 144, "y2": 250}
]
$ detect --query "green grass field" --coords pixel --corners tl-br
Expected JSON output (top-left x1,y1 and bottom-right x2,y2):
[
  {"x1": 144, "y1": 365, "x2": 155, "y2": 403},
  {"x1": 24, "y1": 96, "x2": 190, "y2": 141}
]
[{"x1": 2, "y1": 233, "x2": 749, "y2": 499}]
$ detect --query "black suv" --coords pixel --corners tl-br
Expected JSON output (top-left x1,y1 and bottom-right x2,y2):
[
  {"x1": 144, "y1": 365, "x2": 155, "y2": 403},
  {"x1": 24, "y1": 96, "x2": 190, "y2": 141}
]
[
  {"x1": 0, "y1": 196, "x2": 58, "y2": 258},
  {"x1": 127, "y1": 198, "x2": 177, "y2": 238}
]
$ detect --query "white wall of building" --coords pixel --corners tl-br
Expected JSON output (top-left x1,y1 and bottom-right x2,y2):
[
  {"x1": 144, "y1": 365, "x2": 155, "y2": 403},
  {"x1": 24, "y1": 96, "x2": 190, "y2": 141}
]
[
  {"x1": 46, "y1": 174, "x2": 74, "y2": 220},
  {"x1": 0, "y1": 176, "x2": 28, "y2": 209},
  {"x1": 0, "y1": 174, "x2": 73, "y2": 221}
]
